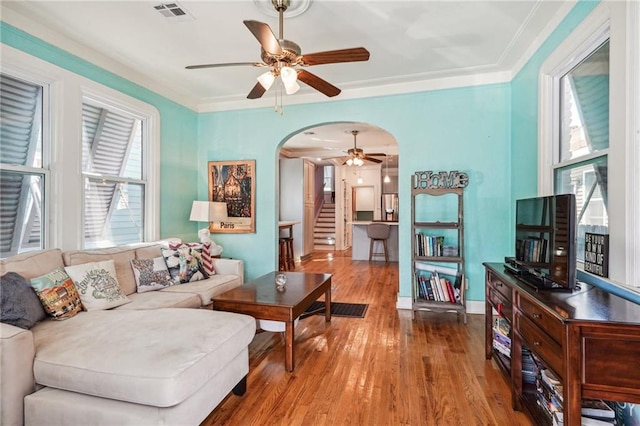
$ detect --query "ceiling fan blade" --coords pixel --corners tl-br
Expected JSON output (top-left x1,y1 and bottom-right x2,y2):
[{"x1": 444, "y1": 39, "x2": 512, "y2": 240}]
[
  {"x1": 364, "y1": 156, "x2": 383, "y2": 164},
  {"x1": 300, "y1": 47, "x2": 370, "y2": 66},
  {"x1": 186, "y1": 62, "x2": 263, "y2": 70},
  {"x1": 297, "y1": 70, "x2": 341, "y2": 97},
  {"x1": 247, "y1": 82, "x2": 267, "y2": 99},
  {"x1": 243, "y1": 20, "x2": 283, "y2": 56}
]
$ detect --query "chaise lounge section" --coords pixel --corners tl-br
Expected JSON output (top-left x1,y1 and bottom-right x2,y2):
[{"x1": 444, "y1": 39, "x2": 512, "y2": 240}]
[{"x1": 0, "y1": 241, "x2": 256, "y2": 426}]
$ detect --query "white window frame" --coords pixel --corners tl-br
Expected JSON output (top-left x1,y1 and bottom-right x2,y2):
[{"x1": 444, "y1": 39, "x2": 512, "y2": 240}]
[
  {"x1": 1, "y1": 45, "x2": 160, "y2": 252},
  {"x1": 538, "y1": 1, "x2": 640, "y2": 288},
  {"x1": 0, "y1": 68, "x2": 52, "y2": 254},
  {"x1": 80, "y1": 91, "x2": 157, "y2": 247}
]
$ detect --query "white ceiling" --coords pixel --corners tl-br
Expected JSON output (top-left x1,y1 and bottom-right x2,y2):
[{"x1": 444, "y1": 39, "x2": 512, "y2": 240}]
[{"x1": 1, "y1": 0, "x2": 573, "y2": 161}]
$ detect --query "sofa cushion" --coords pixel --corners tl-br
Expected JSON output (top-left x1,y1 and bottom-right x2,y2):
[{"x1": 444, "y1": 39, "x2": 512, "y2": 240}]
[
  {"x1": 1, "y1": 272, "x2": 47, "y2": 329},
  {"x1": 114, "y1": 291, "x2": 201, "y2": 310},
  {"x1": 30, "y1": 268, "x2": 83, "y2": 320},
  {"x1": 134, "y1": 244, "x2": 165, "y2": 261},
  {"x1": 31, "y1": 309, "x2": 256, "y2": 407},
  {"x1": 130, "y1": 257, "x2": 172, "y2": 293},
  {"x1": 0, "y1": 249, "x2": 64, "y2": 280},
  {"x1": 63, "y1": 247, "x2": 138, "y2": 295},
  {"x1": 64, "y1": 261, "x2": 130, "y2": 311},
  {"x1": 160, "y1": 274, "x2": 242, "y2": 305}
]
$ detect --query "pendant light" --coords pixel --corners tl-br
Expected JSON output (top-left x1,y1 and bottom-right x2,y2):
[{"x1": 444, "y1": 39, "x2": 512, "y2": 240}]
[{"x1": 383, "y1": 144, "x2": 391, "y2": 183}]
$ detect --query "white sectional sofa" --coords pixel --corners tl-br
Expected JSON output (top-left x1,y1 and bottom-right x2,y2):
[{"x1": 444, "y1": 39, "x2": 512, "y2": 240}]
[{"x1": 0, "y1": 241, "x2": 256, "y2": 426}]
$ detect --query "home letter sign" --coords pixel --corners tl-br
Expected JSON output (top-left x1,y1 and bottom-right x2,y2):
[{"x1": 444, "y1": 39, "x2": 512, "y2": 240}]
[{"x1": 413, "y1": 170, "x2": 469, "y2": 189}]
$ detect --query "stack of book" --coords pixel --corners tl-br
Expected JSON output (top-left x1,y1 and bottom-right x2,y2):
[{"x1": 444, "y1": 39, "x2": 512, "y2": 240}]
[
  {"x1": 492, "y1": 317, "x2": 511, "y2": 358},
  {"x1": 552, "y1": 401, "x2": 616, "y2": 425},
  {"x1": 414, "y1": 269, "x2": 461, "y2": 304},
  {"x1": 537, "y1": 367, "x2": 616, "y2": 425},
  {"x1": 537, "y1": 368, "x2": 563, "y2": 420},
  {"x1": 414, "y1": 233, "x2": 450, "y2": 257},
  {"x1": 522, "y1": 348, "x2": 541, "y2": 385}
]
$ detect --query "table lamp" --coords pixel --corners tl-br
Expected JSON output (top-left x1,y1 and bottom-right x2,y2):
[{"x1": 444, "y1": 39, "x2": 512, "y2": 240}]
[{"x1": 189, "y1": 201, "x2": 227, "y2": 255}]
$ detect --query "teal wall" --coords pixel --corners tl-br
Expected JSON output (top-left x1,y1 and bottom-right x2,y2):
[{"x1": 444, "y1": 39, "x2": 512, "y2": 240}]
[
  {"x1": 198, "y1": 84, "x2": 512, "y2": 300},
  {"x1": 510, "y1": 0, "x2": 601, "y2": 203},
  {"x1": 0, "y1": 22, "x2": 199, "y2": 241}
]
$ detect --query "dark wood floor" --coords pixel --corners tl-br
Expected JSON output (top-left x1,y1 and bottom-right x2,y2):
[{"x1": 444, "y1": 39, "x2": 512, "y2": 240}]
[{"x1": 202, "y1": 250, "x2": 532, "y2": 425}]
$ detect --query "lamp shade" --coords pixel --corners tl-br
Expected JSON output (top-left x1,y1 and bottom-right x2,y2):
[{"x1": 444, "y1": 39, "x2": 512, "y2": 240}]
[{"x1": 189, "y1": 201, "x2": 228, "y2": 222}]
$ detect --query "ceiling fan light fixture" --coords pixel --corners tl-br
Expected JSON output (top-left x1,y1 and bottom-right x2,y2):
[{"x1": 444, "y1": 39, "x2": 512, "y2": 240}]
[
  {"x1": 280, "y1": 66, "x2": 297, "y2": 84},
  {"x1": 284, "y1": 79, "x2": 300, "y2": 94},
  {"x1": 354, "y1": 157, "x2": 364, "y2": 166},
  {"x1": 346, "y1": 158, "x2": 353, "y2": 166},
  {"x1": 257, "y1": 71, "x2": 275, "y2": 90}
]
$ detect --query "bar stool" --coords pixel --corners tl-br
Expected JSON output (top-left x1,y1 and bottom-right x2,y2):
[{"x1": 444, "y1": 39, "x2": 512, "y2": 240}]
[
  {"x1": 278, "y1": 239, "x2": 287, "y2": 271},
  {"x1": 367, "y1": 223, "x2": 391, "y2": 262},
  {"x1": 279, "y1": 237, "x2": 295, "y2": 271}
]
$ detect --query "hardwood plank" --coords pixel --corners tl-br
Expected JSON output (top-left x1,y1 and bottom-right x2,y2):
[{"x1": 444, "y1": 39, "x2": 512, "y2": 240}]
[{"x1": 202, "y1": 251, "x2": 532, "y2": 425}]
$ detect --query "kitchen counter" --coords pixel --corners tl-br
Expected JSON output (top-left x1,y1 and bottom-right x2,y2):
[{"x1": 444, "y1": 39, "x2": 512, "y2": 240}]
[{"x1": 349, "y1": 221, "x2": 399, "y2": 262}]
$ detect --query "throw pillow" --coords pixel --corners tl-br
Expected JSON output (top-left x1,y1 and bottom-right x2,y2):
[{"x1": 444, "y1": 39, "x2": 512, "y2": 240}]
[
  {"x1": 130, "y1": 257, "x2": 172, "y2": 293},
  {"x1": 30, "y1": 268, "x2": 83, "y2": 320},
  {"x1": 64, "y1": 260, "x2": 130, "y2": 311},
  {"x1": 162, "y1": 243, "x2": 211, "y2": 285},
  {"x1": 1, "y1": 272, "x2": 47, "y2": 329}
]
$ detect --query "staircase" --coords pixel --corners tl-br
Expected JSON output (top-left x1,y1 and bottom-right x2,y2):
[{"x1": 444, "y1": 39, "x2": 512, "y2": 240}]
[{"x1": 314, "y1": 203, "x2": 336, "y2": 250}]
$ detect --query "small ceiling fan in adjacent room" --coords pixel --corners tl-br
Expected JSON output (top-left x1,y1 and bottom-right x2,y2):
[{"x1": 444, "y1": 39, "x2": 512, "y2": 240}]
[
  {"x1": 185, "y1": 0, "x2": 370, "y2": 99},
  {"x1": 343, "y1": 130, "x2": 384, "y2": 166}
]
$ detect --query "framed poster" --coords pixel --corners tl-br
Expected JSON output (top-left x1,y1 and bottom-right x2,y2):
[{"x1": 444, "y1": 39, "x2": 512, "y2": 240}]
[{"x1": 207, "y1": 160, "x2": 255, "y2": 233}]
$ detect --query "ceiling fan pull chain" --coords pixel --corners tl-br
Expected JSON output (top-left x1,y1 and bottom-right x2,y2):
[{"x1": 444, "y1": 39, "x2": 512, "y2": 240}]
[
  {"x1": 274, "y1": 87, "x2": 278, "y2": 112},
  {"x1": 279, "y1": 85, "x2": 284, "y2": 115}
]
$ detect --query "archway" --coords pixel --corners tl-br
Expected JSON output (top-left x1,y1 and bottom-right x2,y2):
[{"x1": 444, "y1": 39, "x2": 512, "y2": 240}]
[{"x1": 276, "y1": 122, "x2": 399, "y2": 266}]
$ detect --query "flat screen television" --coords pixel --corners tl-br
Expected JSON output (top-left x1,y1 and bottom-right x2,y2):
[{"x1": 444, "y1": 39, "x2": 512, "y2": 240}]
[{"x1": 506, "y1": 194, "x2": 577, "y2": 291}]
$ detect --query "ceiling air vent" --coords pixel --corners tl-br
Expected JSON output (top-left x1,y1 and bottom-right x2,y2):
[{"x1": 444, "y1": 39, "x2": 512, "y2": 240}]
[{"x1": 154, "y1": 3, "x2": 194, "y2": 21}]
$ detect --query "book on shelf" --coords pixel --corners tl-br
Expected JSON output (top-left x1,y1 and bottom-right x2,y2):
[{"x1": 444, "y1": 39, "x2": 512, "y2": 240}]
[
  {"x1": 552, "y1": 411, "x2": 616, "y2": 426},
  {"x1": 414, "y1": 268, "x2": 461, "y2": 304},
  {"x1": 581, "y1": 399, "x2": 616, "y2": 420},
  {"x1": 492, "y1": 317, "x2": 511, "y2": 358},
  {"x1": 414, "y1": 233, "x2": 447, "y2": 257}
]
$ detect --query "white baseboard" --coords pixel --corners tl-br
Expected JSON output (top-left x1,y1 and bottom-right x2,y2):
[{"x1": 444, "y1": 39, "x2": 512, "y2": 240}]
[{"x1": 396, "y1": 297, "x2": 485, "y2": 315}]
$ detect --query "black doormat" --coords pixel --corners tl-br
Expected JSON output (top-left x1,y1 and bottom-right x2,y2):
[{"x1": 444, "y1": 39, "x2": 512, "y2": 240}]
[{"x1": 301, "y1": 301, "x2": 368, "y2": 319}]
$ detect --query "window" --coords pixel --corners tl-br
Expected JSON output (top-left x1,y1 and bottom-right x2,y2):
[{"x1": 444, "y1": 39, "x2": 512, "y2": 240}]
[
  {"x1": 81, "y1": 100, "x2": 147, "y2": 248},
  {"x1": 0, "y1": 73, "x2": 48, "y2": 257},
  {"x1": 540, "y1": 2, "x2": 640, "y2": 288},
  {"x1": 554, "y1": 40, "x2": 609, "y2": 262}
]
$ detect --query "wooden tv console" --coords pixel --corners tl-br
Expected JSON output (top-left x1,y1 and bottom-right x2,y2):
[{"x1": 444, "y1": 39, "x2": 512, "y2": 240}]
[{"x1": 484, "y1": 262, "x2": 640, "y2": 426}]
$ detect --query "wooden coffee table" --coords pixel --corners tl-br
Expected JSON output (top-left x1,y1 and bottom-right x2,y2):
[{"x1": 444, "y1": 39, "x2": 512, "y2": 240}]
[{"x1": 212, "y1": 271, "x2": 332, "y2": 372}]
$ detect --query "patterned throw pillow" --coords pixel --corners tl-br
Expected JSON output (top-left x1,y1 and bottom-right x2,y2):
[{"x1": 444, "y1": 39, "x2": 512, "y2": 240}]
[
  {"x1": 130, "y1": 257, "x2": 172, "y2": 293},
  {"x1": 162, "y1": 243, "x2": 212, "y2": 285},
  {"x1": 64, "y1": 260, "x2": 130, "y2": 311},
  {"x1": 30, "y1": 268, "x2": 83, "y2": 320}
]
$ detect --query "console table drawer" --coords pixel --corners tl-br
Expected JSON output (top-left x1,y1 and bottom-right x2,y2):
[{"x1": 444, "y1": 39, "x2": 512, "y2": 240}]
[
  {"x1": 518, "y1": 314, "x2": 564, "y2": 378},
  {"x1": 489, "y1": 288, "x2": 512, "y2": 320},
  {"x1": 518, "y1": 295, "x2": 563, "y2": 344},
  {"x1": 488, "y1": 274, "x2": 512, "y2": 303}
]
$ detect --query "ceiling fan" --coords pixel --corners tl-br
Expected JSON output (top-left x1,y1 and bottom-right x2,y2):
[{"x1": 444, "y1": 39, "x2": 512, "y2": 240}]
[
  {"x1": 343, "y1": 130, "x2": 384, "y2": 166},
  {"x1": 185, "y1": 0, "x2": 370, "y2": 99}
]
